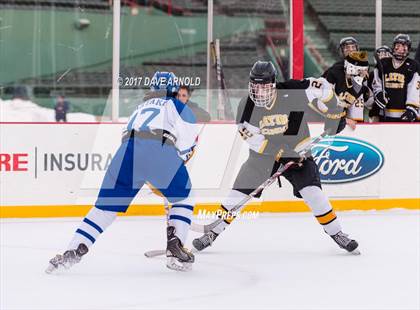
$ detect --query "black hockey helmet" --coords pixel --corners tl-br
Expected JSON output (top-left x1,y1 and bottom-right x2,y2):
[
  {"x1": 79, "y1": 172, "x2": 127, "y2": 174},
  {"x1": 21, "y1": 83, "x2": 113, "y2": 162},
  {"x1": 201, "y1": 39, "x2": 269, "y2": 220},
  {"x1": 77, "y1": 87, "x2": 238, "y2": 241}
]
[
  {"x1": 339, "y1": 36, "x2": 359, "y2": 57},
  {"x1": 249, "y1": 61, "x2": 277, "y2": 84},
  {"x1": 392, "y1": 34, "x2": 411, "y2": 60},
  {"x1": 375, "y1": 45, "x2": 392, "y2": 59},
  {"x1": 249, "y1": 61, "x2": 277, "y2": 108}
]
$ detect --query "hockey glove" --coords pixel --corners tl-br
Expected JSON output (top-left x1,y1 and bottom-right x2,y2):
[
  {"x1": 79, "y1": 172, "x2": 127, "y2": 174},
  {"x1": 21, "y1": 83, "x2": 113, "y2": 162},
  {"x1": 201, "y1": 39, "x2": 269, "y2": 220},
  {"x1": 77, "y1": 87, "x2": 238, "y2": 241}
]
[
  {"x1": 400, "y1": 106, "x2": 418, "y2": 122},
  {"x1": 374, "y1": 91, "x2": 388, "y2": 110},
  {"x1": 238, "y1": 123, "x2": 267, "y2": 154}
]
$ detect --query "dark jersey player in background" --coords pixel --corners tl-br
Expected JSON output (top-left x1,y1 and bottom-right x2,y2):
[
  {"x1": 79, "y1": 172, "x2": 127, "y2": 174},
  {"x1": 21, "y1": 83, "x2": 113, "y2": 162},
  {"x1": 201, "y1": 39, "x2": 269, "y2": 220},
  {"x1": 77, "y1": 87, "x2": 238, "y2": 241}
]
[
  {"x1": 372, "y1": 34, "x2": 420, "y2": 122},
  {"x1": 193, "y1": 61, "x2": 360, "y2": 255},
  {"x1": 368, "y1": 45, "x2": 393, "y2": 121},
  {"x1": 322, "y1": 37, "x2": 371, "y2": 124}
]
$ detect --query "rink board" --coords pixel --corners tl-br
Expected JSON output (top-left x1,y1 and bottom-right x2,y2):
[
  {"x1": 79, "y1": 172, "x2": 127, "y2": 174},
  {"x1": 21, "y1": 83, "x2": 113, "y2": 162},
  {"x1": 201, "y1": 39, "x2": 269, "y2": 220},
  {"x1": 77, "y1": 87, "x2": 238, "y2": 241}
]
[{"x1": 1, "y1": 123, "x2": 419, "y2": 217}]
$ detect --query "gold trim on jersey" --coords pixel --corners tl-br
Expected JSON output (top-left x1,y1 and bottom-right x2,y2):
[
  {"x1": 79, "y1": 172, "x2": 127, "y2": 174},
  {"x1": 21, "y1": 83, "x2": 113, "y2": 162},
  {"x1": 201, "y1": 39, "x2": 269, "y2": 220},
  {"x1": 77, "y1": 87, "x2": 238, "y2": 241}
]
[
  {"x1": 275, "y1": 148, "x2": 284, "y2": 162},
  {"x1": 338, "y1": 91, "x2": 357, "y2": 106},
  {"x1": 386, "y1": 109, "x2": 405, "y2": 112},
  {"x1": 391, "y1": 58, "x2": 405, "y2": 70},
  {"x1": 326, "y1": 111, "x2": 346, "y2": 119},
  {"x1": 385, "y1": 109, "x2": 404, "y2": 118},
  {"x1": 258, "y1": 139, "x2": 268, "y2": 154},
  {"x1": 321, "y1": 89, "x2": 334, "y2": 104},
  {"x1": 265, "y1": 91, "x2": 278, "y2": 111},
  {"x1": 345, "y1": 77, "x2": 352, "y2": 89},
  {"x1": 294, "y1": 137, "x2": 311, "y2": 153},
  {"x1": 406, "y1": 102, "x2": 420, "y2": 108},
  {"x1": 259, "y1": 114, "x2": 289, "y2": 135},
  {"x1": 315, "y1": 209, "x2": 337, "y2": 225}
]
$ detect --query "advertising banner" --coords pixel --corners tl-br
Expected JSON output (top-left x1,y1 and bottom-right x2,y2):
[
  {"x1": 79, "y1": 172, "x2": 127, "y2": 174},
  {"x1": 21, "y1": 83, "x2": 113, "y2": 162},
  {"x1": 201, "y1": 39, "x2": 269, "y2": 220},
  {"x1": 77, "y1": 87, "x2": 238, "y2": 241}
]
[{"x1": 1, "y1": 123, "x2": 419, "y2": 217}]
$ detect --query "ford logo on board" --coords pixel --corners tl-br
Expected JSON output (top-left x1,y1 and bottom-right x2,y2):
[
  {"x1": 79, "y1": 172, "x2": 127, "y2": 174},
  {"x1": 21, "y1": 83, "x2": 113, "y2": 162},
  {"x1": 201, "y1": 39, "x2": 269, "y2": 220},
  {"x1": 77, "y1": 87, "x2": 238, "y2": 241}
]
[{"x1": 312, "y1": 137, "x2": 384, "y2": 184}]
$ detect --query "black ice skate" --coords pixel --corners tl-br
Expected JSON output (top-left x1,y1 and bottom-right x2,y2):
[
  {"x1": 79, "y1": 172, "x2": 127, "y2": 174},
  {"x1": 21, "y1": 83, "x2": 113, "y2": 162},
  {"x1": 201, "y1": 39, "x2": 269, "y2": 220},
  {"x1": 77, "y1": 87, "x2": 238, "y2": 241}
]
[
  {"x1": 166, "y1": 226, "x2": 194, "y2": 271},
  {"x1": 45, "y1": 243, "x2": 89, "y2": 274},
  {"x1": 192, "y1": 230, "x2": 219, "y2": 251},
  {"x1": 331, "y1": 231, "x2": 360, "y2": 255}
]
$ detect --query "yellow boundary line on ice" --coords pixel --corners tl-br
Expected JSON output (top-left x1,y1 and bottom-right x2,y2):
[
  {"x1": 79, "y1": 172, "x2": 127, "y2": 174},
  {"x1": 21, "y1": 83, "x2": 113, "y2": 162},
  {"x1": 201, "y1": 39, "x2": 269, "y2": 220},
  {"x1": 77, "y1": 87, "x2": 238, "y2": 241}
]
[{"x1": 0, "y1": 199, "x2": 419, "y2": 218}]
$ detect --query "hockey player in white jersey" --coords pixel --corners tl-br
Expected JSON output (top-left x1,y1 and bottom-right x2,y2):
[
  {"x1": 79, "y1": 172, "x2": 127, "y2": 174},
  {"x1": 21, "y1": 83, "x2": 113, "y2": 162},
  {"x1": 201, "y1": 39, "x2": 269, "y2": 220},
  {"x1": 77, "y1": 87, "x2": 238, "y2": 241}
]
[{"x1": 46, "y1": 72, "x2": 199, "y2": 272}]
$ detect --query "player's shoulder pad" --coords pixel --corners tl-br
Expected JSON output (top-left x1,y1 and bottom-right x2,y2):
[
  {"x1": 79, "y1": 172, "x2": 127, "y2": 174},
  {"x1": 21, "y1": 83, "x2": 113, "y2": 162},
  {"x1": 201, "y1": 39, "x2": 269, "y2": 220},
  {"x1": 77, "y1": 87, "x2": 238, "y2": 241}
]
[
  {"x1": 327, "y1": 60, "x2": 345, "y2": 74},
  {"x1": 276, "y1": 79, "x2": 309, "y2": 89},
  {"x1": 331, "y1": 60, "x2": 345, "y2": 70},
  {"x1": 324, "y1": 60, "x2": 344, "y2": 82},
  {"x1": 321, "y1": 60, "x2": 343, "y2": 78},
  {"x1": 169, "y1": 97, "x2": 196, "y2": 124}
]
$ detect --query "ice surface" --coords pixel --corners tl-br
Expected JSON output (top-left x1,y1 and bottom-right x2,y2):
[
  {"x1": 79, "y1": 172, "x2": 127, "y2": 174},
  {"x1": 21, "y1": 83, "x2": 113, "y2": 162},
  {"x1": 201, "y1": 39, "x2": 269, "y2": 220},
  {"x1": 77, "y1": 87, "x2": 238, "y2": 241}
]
[{"x1": 1, "y1": 211, "x2": 419, "y2": 310}]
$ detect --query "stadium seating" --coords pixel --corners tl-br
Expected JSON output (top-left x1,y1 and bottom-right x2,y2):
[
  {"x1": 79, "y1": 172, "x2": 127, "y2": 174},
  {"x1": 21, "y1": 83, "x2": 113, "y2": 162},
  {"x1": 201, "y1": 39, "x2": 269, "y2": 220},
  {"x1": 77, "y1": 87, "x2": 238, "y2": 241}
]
[
  {"x1": 307, "y1": 0, "x2": 420, "y2": 16},
  {"x1": 306, "y1": 0, "x2": 419, "y2": 57},
  {"x1": 0, "y1": 0, "x2": 110, "y2": 11}
]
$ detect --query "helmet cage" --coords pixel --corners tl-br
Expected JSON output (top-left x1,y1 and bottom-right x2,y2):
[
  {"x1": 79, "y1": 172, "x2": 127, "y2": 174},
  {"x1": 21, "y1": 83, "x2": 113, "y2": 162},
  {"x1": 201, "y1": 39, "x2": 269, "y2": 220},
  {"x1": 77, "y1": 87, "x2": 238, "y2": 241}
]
[{"x1": 248, "y1": 81, "x2": 276, "y2": 108}]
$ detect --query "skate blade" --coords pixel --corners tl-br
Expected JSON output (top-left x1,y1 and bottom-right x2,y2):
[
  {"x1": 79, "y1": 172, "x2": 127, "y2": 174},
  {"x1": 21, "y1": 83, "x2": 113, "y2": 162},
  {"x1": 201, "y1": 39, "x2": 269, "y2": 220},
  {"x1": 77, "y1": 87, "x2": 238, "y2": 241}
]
[
  {"x1": 144, "y1": 250, "x2": 166, "y2": 258},
  {"x1": 350, "y1": 249, "x2": 361, "y2": 255},
  {"x1": 166, "y1": 257, "x2": 192, "y2": 272},
  {"x1": 45, "y1": 263, "x2": 59, "y2": 274}
]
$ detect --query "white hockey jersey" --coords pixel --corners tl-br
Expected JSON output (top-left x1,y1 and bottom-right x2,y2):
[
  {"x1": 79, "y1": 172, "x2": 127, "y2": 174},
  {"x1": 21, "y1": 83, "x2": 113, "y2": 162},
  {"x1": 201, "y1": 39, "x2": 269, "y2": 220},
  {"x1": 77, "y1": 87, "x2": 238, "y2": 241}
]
[{"x1": 123, "y1": 96, "x2": 198, "y2": 159}]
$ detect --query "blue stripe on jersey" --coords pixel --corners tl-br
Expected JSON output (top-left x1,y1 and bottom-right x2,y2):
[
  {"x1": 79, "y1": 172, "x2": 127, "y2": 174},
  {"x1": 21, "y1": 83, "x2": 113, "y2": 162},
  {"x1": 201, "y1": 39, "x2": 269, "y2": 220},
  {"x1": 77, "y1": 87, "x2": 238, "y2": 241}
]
[
  {"x1": 169, "y1": 214, "x2": 192, "y2": 225},
  {"x1": 76, "y1": 229, "x2": 96, "y2": 244},
  {"x1": 171, "y1": 204, "x2": 194, "y2": 211},
  {"x1": 83, "y1": 218, "x2": 103, "y2": 233},
  {"x1": 169, "y1": 98, "x2": 196, "y2": 124},
  {"x1": 127, "y1": 111, "x2": 138, "y2": 131}
]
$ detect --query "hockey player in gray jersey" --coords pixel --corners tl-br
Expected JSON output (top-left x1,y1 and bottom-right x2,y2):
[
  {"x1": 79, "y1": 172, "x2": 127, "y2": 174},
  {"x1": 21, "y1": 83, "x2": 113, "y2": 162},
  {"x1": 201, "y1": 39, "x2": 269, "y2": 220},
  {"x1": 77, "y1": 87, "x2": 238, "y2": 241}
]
[{"x1": 193, "y1": 61, "x2": 359, "y2": 255}]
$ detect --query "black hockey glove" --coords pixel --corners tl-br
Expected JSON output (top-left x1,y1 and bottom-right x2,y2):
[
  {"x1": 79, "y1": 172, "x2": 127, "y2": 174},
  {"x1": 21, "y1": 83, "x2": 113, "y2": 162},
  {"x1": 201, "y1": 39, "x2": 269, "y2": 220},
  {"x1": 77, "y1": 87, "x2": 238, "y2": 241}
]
[
  {"x1": 400, "y1": 106, "x2": 418, "y2": 122},
  {"x1": 369, "y1": 103, "x2": 380, "y2": 118},
  {"x1": 374, "y1": 92, "x2": 389, "y2": 110}
]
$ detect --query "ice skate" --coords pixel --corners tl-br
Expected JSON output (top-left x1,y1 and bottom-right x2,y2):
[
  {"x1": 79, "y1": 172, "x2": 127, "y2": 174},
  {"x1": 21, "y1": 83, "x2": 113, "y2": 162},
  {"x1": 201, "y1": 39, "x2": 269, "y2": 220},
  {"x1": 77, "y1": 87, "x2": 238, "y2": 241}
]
[
  {"x1": 331, "y1": 231, "x2": 360, "y2": 255},
  {"x1": 166, "y1": 226, "x2": 194, "y2": 271},
  {"x1": 45, "y1": 243, "x2": 89, "y2": 274},
  {"x1": 192, "y1": 230, "x2": 219, "y2": 252}
]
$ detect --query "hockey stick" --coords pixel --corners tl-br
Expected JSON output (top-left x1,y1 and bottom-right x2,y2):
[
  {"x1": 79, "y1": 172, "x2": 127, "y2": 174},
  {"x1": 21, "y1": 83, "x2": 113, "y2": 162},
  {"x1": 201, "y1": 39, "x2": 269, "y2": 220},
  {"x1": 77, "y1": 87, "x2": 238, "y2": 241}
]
[
  {"x1": 144, "y1": 125, "x2": 206, "y2": 258},
  {"x1": 212, "y1": 39, "x2": 234, "y2": 120},
  {"x1": 190, "y1": 130, "x2": 331, "y2": 234},
  {"x1": 145, "y1": 130, "x2": 332, "y2": 257},
  {"x1": 373, "y1": 53, "x2": 388, "y2": 104}
]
